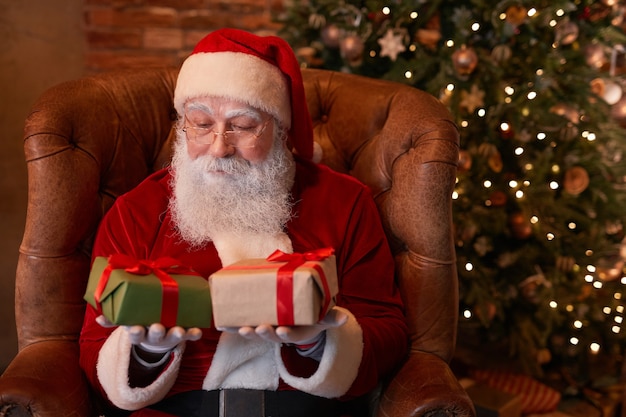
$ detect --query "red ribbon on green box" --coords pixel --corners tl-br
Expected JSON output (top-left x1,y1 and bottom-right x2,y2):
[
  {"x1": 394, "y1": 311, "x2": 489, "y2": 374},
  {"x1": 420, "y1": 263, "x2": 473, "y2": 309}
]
[
  {"x1": 266, "y1": 247, "x2": 335, "y2": 326},
  {"x1": 94, "y1": 254, "x2": 199, "y2": 328}
]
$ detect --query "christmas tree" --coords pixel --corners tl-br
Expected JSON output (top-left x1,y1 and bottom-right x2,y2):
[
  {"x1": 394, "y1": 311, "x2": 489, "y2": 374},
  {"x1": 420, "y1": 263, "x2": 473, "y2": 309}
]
[{"x1": 278, "y1": 0, "x2": 626, "y2": 383}]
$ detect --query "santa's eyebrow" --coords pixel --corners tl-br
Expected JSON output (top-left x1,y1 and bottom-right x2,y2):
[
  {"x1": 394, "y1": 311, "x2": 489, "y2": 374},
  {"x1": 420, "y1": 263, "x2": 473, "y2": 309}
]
[
  {"x1": 224, "y1": 108, "x2": 262, "y2": 121},
  {"x1": 186, "y1": 102, "x2": 214, "y2": 114},
  {"x1": 184, "y1": 102, "x2": 262, "y2": 121}
]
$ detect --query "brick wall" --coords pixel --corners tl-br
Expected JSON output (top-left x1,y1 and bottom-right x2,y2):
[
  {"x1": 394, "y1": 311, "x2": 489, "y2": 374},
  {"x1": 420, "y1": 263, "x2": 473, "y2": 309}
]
[{"x1": 83, "y1": 0, "x2": 284, "y2": 73}]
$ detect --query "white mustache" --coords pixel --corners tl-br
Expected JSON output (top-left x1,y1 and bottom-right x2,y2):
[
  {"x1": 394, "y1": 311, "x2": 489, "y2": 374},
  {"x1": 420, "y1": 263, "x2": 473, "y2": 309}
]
[{"x1": 199, "y1": 155, "x2": 251, "y2": 175}]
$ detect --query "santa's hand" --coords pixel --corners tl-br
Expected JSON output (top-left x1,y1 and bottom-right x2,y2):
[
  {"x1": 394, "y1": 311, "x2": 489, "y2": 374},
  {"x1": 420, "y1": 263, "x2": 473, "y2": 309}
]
[
  {"x1": 227, "y1": 307, "x2": 348, "y2": 345},
  {"x1": 95, "y1": 315, "x2": 116, "y2": 328},
  {"x1": 125, "y1": 323, "x2": 202, "y2": 353}
]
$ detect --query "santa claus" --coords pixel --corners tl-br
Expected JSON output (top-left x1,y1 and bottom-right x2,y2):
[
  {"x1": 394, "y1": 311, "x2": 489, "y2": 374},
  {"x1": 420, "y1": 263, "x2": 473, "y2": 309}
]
[{"x1": 79, "y1": 28, "x2": 408, "y2": 417}]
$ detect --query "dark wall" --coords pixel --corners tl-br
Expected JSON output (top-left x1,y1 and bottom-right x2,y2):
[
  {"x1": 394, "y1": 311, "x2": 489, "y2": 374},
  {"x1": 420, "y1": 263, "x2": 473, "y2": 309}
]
[{"x1": 0, "y1": 0, "x2": 85, "y2": 371}]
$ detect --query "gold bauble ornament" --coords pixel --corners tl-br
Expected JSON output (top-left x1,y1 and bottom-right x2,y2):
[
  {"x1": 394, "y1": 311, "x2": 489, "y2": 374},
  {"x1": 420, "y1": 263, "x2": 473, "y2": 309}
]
[
  {"x1": 596, "y1": 254, "x2": 624, "y2": 281},
  {"x1": 555, "y1": 20, "x2": 579, "y2": 46},
  {"x1": 488, "y1": 151, "x2": 503, "y2": 173},
  {"x1": 474, "y1": 302, "x2": 497, "y2": 322},
  {"x1": 563, "y1": 166, "x2": 590, "y2": 195},
  {"x1": 611, "y1": 95, "x2": 626, "y2": 123},
  {"x1": 321, "y1": 24, "x2": 342, "y2": 48},
  {"x1": 458, "y1": 150, "x2": 473, "y2": 172},
  {"x1": 452, "y1": 45, "x2": 478, "y2": 76},
  {"x1": 491, "y1": 44, "x2": 512, "y2": 63},
  {"x1": 585, "y1": 43, "x2": 607, "y2": 68},
  {"x1": 415, "y1": 29, "x2": 441, "y2": 51},
  {"x1": 339, "y1": 34, "x2": 365, "y2": 66},
  {"x1": 505, "y1": 5, "x2": 528, "y2": 27},
  {"x1": 536, "y1": 348, "x2": 552, "y2": 365},
  {"x1": 550, "y1": 103, "x2": 580, "y2": 124}
]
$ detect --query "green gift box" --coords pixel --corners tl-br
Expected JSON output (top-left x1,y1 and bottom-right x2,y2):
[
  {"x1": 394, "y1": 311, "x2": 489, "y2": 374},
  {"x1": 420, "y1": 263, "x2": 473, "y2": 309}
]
[{"x1": 84, "y1": 255, "x2": 212, "y2": 328}]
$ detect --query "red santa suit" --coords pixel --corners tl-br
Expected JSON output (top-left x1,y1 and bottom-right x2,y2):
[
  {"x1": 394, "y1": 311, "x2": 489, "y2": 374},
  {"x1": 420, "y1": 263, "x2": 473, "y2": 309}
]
[
  {"x1": 81, "y1": 27, "x2": 408, "y2": 415},
  {"x1": 79, "y1": 156, "x2": 409, "y2": 413}
]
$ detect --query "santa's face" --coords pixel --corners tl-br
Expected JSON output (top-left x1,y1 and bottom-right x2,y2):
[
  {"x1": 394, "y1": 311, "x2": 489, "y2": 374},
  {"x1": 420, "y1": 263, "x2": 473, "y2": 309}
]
[
  {"x1": 169, "y1": 96, "x2": 295, "y2": 249},
  {"x1": 182, "y1": 96, "x2": 276, "y2": 165}
]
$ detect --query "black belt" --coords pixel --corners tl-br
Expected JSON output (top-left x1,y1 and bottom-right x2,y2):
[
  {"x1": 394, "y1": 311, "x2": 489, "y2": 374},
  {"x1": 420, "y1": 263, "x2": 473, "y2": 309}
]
[{"x1": 148, "y1": 389, "x2": 341, "y2": 417}]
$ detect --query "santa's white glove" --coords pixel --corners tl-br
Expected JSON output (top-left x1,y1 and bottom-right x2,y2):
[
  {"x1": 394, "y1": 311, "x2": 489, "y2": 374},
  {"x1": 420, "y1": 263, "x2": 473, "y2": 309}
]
[
  {"x1": 219, "y1": 307, "x2": 347, "y2": 347},
  {"x1": 95, "y1": 315, "x2": 202, "y2": 353}
]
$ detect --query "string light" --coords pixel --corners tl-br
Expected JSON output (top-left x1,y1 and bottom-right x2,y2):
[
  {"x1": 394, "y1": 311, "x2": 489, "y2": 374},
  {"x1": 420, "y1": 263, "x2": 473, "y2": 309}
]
[
  {"x1": 590, "y1": 343, "x2": 600, "y2": 354},
  {"x1": 463, "y1": 309, "x2": 472, "y2": 319}
]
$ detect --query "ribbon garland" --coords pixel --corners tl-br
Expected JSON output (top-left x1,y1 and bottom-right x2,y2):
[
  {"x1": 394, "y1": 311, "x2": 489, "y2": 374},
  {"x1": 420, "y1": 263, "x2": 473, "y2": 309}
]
[
  {"x1": 266, "y1": 247, "x2": 335, "y2": 326},
  {"x1": 94, "y1": 254, "x2": 198, "y2": 328}
]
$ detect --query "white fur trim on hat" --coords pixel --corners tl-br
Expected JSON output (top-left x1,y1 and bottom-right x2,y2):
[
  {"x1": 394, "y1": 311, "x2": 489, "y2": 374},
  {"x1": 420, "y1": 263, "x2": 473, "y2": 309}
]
[{"x1": 174, "y1": 51, "x2": 291, "y2": 128}]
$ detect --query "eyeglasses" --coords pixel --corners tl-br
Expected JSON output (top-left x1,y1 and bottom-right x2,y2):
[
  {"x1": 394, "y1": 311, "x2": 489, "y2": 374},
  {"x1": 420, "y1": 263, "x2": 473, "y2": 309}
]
[{"x1": 181, "y1": 117, "x2": 270, "y2": 148}]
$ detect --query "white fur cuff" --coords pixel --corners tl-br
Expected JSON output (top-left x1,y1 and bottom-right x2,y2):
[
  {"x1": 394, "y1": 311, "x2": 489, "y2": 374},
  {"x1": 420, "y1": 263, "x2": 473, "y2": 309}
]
[
  {"x1": 276, "y1": 306, "x2": 363, "y2": 398},
  {"x1": 96, "y1": 327, "x2": 184, "y2": 410}
]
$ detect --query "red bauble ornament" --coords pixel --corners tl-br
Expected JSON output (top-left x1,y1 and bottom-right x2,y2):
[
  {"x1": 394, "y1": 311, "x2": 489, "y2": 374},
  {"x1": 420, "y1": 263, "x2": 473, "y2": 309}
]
[{"x1": 508, "y1": 212, "x2": 532, "y2": 239}]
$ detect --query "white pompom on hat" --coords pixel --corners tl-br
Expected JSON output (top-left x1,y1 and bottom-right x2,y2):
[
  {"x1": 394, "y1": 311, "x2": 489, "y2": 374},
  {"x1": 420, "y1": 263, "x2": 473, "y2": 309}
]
[{"x1": 174, "y1": 28, "x2": 314, "y2": 160}]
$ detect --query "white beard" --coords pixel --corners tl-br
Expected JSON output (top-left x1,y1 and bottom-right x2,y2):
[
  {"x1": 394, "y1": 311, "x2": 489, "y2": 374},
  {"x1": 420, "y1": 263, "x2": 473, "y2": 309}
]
[{"x1": 169, "y1": 129, "x2": 296, "y2": 263}]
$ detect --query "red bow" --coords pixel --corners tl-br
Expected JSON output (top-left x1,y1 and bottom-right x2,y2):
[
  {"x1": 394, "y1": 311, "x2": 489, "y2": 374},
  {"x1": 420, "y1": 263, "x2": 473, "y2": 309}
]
[
  {"x1": 266, "y1": 248, "x2": 335, "y2": 325},
  {"x1": 94, "y1": 254, "x2": 198, "y2": 327}
]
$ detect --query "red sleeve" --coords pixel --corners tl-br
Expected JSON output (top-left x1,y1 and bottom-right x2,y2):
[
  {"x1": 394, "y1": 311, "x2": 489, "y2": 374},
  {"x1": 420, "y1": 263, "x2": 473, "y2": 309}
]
[
  {"x1": 337, "y1": 188, "x2": 409, "y2": 398},
  {"x1": 79, "y1": 173, "x2": 171, "y2": 403},
  {"x1": 287, "y1": 161, "x2": 409, "y2": 399}
]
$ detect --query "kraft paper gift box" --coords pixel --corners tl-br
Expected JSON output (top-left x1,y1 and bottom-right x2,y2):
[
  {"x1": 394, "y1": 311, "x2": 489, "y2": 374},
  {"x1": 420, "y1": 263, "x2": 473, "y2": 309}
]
[
  {"x1": 84, "y1": 254, "x2": 212, "y2": 328},
  {"x1": 209, "y1": 248, "x2": 338, "y2": 328}
]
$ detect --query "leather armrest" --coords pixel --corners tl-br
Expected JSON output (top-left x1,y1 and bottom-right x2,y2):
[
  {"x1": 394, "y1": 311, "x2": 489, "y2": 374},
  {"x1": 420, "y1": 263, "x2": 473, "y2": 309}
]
[
  {"x1": 0, "y1": 341, "x2": 92, "y2": 417},
  {"x1": 376, "y1": 351, "x2": 476, "y2": 417}
]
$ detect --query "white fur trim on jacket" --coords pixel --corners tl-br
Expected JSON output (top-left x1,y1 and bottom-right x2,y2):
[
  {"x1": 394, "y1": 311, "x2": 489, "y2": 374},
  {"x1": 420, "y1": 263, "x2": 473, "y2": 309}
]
[
  {"x1": 211, "y1": 231, "x2": 293, "y2": 267},
  {"x1": 204, "y1": 307, "x2": 363, "y2": 398},
  {"x1": 174, "y1": 51, "x2": 291, "y2": 128},
  {"x1": 277, "y1": 306, "x2": 363, "y2": 398},
  {"x1": 96, "y1": 327, "x2": 184, "y2": 411},
  {"x1": 202, "y1": 332, "x2": 279, "y2": 391}
]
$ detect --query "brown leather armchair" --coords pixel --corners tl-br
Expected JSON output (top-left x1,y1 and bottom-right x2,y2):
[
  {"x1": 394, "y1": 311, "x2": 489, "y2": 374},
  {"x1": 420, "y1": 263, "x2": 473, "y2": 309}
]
[{"x1": 0, "y1": 67, "x2": 475, "y2": 417}]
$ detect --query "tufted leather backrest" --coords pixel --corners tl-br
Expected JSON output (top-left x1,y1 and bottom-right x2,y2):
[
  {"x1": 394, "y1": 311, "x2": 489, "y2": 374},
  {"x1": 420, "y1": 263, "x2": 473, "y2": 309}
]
[{"x1": 16, "y1": 67, "x2": 459, "y2": 368}]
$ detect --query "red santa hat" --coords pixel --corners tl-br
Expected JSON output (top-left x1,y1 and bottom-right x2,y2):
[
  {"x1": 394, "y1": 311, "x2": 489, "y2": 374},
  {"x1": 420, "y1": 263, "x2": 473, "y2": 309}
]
[{"x1": 174, "y1": 28, "x2": 314, "y2": 160}]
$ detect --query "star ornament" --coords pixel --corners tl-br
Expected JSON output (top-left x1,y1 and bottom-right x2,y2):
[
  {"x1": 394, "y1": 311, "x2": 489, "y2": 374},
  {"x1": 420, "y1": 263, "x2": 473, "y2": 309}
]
[
  {"x1": 460, "y1": 84, "x2": 485, "y2": 113},
  {"x1": 378, "y1": 29, "x2": 406, "y2": 61}
]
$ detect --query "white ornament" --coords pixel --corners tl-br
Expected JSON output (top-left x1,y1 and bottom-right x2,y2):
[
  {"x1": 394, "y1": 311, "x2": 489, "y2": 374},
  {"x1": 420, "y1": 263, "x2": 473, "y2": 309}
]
[
  {"x1": 603, "y1": 81, "x2": 623, "y2": 105},
  {"x1": 377, "y1": 29, "x2": 406, "y2": 61}
]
